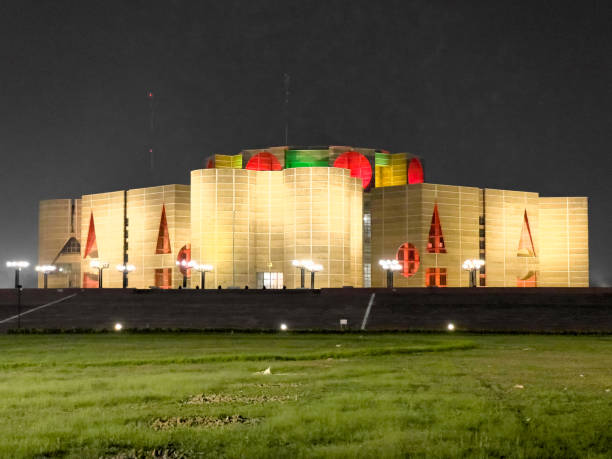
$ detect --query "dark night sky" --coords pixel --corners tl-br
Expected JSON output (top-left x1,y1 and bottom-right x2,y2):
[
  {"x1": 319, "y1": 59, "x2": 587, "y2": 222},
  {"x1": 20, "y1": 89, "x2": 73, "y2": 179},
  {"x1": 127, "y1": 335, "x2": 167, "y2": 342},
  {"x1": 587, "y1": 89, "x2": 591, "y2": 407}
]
[{"x1": 0, "y1": 0, "x2": 610, "y2": 287}]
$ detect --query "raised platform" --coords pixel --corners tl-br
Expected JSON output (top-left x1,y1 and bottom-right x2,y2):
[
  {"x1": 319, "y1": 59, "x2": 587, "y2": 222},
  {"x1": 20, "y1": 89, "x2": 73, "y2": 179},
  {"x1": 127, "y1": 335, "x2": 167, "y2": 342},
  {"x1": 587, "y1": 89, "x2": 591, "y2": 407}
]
[{"x1": 0, "y1": 288, "x2": 611, "y2": 333}]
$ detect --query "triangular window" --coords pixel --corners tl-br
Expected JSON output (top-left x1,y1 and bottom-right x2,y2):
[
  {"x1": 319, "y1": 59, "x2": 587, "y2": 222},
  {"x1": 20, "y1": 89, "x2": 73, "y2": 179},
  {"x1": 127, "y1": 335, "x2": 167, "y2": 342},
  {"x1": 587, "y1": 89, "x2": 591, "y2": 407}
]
[
  {"x1": 517, "y1": 272, "x2": 537, "y2": 287},
  {"x1": 83, "y1": 212, "x2": 98, "y2": 258},
  {"x1": 517, "y1": 210, "x2": 536, "y2": 257},
  {"x1": 156, "y1": 205, "x2": 172, "y2": 254},
  {"x1": 60, "y1": 237, "x2": 81, "y2": 254},
  {"x1": 427, "y1": 204, "x2": 446, "y2": 253}
]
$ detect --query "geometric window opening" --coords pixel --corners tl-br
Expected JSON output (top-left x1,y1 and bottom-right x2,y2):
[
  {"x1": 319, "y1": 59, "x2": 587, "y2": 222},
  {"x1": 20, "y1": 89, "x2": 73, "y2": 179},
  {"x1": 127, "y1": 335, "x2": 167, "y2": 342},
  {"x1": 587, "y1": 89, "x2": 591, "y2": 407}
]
[
  {"x1": 333, "y1": 151, "x2": 373, "y2": 189},
  {"x1": 82, "y1": 272, "x2": 99, "y2": 288},
  {"x1": 407, "y1": 157, "x2": 424, "y2": 184},
  {"x1": 60, "y1": 237, "x2": 81, "y2": 254},
  {"x1": 155, "y1": 205, "x2": 172, "y2": 254},
  {"x1": 246, "y1": 152, "x2": 282, "y2": 171},
  {"x1": 517, "y1": 272, "x2": 537, "y2": 287},
  {"x1": 83, "y1": 212, "x2": 98, "y2": 259},
  {"x1": 155, "y1": 268, "x2": 172, "y2": 289},
  {"x1": 427, "y1": 204, "x2": 446, "y2": 253},
  {"x1": 425, "y1": 267, "x2": 447, "y2": 287},
  {"x1": 176, "y1": 244, "x2": 191, "y2": 277},
  {"x1": 396, "y1": 242, "x2": 420, "y2": 278},
  {"x1": 517, "y1": 210, "x2": 536, "y2": 257}
]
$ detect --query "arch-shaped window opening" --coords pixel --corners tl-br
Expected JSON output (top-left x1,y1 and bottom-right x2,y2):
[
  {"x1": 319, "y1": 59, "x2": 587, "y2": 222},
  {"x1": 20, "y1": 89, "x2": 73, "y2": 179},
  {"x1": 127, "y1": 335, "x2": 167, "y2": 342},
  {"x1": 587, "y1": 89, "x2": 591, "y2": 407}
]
[
  {"x1": 333, "y1": 151, "x2": 373, "y2": 189},
  {"x1": 396, "y1": 243, "x2": 420, "y2": 278}
]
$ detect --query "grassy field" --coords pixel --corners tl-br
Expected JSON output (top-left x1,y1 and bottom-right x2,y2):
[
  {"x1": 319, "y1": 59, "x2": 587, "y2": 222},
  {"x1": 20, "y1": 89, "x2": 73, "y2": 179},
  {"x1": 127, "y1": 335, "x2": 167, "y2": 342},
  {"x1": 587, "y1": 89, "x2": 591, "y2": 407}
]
[{"x1": 0, "y1": 333, "x2": 611, "y2": 458}]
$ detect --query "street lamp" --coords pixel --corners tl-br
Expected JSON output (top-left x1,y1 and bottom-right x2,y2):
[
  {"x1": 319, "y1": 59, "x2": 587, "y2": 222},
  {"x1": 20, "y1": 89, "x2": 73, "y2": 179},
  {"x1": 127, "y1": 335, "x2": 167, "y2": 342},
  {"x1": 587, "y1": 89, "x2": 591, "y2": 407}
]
[
  {"x1": 190, "y1": 262, "x2": 213, "y2": 289},
  {"x1": 6, "y1": 260, "x2": 28, "y2": 329},
  {"x1": 307, "y1": 263, "x2": 323, "y2": 289},
  {"x1": 292, "y1": 260, "x2": 323, "y2": 289},
  {"x1": 6, "y1": 260, "x2": 29, "y2": 289},
  {"x1": 379, "y1": 259, "x2": 402, "y2": 288},
  {"x1": 90, "y1": 260, "x2": 109, "y2": 288},
  {"x1": 116, "y1": 263, "x2": 135, "y2": 288},
  {"x1": 35, "y1": 265, "x2": 56, "y2": 289},
  {"x1": 176, "y1": 259, "x2": 196, "y2": 288},
  {"x1": 462, "y1": 259, "x2": 485, "y2": 288}
]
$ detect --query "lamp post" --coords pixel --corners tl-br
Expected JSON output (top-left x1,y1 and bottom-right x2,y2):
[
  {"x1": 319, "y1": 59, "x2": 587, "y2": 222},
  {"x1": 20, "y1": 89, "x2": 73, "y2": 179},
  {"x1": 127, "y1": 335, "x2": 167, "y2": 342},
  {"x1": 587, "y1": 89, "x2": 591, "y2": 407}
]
[
  {"x1": 116, "y1": 263, "x2": 135, "y2": 288},
  {"x1": 191, "y1": 262, "x2": 213, "y2": 289},
  {"x1": 462, "y1": 259, "x2": 485, "y2": 288},
  {"x1": 90, "y1": 260, "x2": 109, "y2": 288},
  {"x1": 292, "y1": 260, "x2": 323, "y2": 289},
  {"x1": 176, "y1": 260, "x2": 196, "y2": 288},
  {"x1": 379, "y1": 259, "x2": 402, "y2": 288},
  {"x1": 6, "y1": 261, "x2": 28, "y2": 329},
  {"x1": 308, "y1": 263, "x2": 323, "y2": 289},
  {"x1": 6, "y1": 260, "x2": 29, "y2": 289},
  {"x1": 292, "y1": 259, "x2": 306, "y2": 288},
  {"x1": 35, "y1": 265, "x2": 56, "y2": 289}
]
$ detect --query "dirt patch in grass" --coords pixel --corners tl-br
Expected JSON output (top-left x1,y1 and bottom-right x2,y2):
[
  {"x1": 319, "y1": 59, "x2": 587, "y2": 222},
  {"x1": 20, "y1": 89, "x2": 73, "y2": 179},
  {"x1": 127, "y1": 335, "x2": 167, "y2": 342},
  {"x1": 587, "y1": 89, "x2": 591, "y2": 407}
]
[
  {"x1": 184, "y1": 392, "x2": 296, "y2": 405},
  {"x1": 151, "y1": 415, "x2": 255, "y2": 431},
  {"x1": 253, "y1": 382, "x2": 301, "y2": 388},
  {"x1": 106, "y1": 445, "x2": 187, "y2": 458}
]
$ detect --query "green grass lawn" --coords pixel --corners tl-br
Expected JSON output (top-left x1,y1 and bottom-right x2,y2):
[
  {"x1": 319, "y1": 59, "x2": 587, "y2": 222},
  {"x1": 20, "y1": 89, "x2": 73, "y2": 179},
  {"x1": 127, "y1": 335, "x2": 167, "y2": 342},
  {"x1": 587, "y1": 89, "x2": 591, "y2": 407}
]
[{"x1": 0, "y1": 333, "x2": 611, "y2": 458}]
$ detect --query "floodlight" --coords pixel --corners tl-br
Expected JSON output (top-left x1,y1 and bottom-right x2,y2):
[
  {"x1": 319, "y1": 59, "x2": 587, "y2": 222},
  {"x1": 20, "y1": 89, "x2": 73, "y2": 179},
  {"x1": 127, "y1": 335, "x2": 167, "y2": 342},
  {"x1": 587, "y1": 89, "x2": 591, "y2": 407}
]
[
  {"x1": 6, "y1": 260, "x2": 29, "y2": 289},
  {"x1": 379, "y1": 259, "x2": 402, "y2": 288},
  {"x1": 116, "y1": 264, "x2": 135, "y2": 272},
  {"x1": 114, "y1": 323, "x2": 123, "y2": 331},
  {"x1": 190, "y1": 262, "x2": 213, "y2": 289},
  {"x1": 90, "y1": 260, "x2": 109, "y2": 288},
  {"x1": 280, "y1": 323, "x2": 288, "y2": 331},
  {"x1": 35, "y1": 265, "x2": 57, "y2": 289},
  {"x1": 35, "y1": 265, "x2": 56, "y2": 273},
  {"x1": 6, "y1": 261, "x2": 29, "y2": 268},
  {"x1": 447, "y1": 323, "x2": 455, "y2": 331},
  {"x1": 462, "y1": 258, "x2": 485, "y2": 287}
]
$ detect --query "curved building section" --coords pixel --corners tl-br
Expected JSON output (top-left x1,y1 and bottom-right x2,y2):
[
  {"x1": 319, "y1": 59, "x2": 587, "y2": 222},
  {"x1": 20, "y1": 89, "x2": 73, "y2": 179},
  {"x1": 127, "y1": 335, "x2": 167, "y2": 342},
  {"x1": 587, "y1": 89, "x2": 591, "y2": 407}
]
[
  {"x1": 37, "y1": 144, "x2": 588, "y2": 289},
  {"x1": 190, "y1": 167, "x2": 362, "y2": 289}
]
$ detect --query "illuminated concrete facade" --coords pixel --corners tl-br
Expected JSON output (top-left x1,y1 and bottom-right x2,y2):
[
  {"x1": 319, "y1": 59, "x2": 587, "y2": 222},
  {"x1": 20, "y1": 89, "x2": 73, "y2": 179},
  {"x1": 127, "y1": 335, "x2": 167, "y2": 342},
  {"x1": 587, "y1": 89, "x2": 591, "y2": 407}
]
[
  {"x1": 371, "y1": 185, "x2": 589, "y2": 287},
  {"x1": 38, "y1": 199, "x2": 81, "y2": 288},
  {"x1": 38, "y1": 145, "x2": 589, "y2": 288},
  {"x1": 190, "y1": 167, "x2": 362, "y2": 289}
]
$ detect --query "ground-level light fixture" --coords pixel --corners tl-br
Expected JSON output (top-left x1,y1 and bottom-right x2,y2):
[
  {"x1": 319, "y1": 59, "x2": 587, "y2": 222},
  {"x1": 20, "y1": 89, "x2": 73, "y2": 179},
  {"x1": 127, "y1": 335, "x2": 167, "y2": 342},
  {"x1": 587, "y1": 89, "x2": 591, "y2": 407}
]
[
  {"x1": 6, "y1": 260, "x2": 29, "y2": 289},
  {"x1": 35, "y1": 265, "x2": 57, "y2": 289},
  {"x1": 280, "y1": 323, "x2": 288, "y2": 331},
  {"x1": 379, "y1": 259, "x2": 402, "y2": 288},
  {"x1": 116, "y1": 263, "x2": 135, "y2": 288},
  {"x1": 292, "y1": 259, "x2": 323, "y2": 289},
  {"x1": 190, "y1": 262, "x2": 213, "y2": 289},
  {"x1": 114, "y1": 322, "x2": 123, "y2": 331},
  {"x1": 90, "y1": 260, "x2": 109, "y2": 288},
  {"x1": 447, "y1": 323, "x2": 455, "y2": 331},
  {"x1": 462, "y1": 259, "x2": 485, "y2": 288}
]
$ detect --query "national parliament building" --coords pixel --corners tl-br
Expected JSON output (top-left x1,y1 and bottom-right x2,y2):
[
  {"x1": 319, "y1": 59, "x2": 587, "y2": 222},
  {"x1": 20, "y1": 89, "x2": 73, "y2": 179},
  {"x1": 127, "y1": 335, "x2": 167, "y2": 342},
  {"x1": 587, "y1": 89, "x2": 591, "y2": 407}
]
[{"x1": 38, "y1": 146, "x2": 589, "y2": 289}]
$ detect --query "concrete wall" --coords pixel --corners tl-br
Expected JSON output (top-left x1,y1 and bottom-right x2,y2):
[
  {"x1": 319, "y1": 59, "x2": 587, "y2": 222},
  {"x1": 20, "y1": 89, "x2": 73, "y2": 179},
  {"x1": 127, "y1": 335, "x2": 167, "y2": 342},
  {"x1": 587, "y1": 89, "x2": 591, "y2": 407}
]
[
  {"x1": 539, "y1": 197, "x2": 589, "y2": 287},
  {"x1": 38, "y1": 199, "x2": 81, "y2": 288},
  {"x1": 190, "y1": 167, "x2": 362, "y2": 289},
  {"x1": 126, "y1": 185, "x2": 190, "y2": 289},
  {"x1": 0, "y1": 288, "x2": 610, "y2": 333}
]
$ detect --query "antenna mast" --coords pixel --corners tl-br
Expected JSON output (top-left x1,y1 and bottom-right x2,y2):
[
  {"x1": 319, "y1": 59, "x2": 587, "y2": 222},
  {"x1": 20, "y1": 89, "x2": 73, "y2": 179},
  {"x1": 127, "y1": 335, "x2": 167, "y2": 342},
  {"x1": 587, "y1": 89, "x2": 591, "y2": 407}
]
[
  {"x1": 283, "y1": 73, "x2": 290, "y2": 146},
  {"x1": 147, "y1": 91, "x2": 156, "y2": 172}
]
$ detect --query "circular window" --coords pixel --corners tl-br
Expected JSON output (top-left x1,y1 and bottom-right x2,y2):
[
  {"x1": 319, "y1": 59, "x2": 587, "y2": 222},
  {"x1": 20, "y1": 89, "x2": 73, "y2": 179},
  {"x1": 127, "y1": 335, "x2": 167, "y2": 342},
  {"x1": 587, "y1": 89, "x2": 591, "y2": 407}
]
[
  {"x1": 407, "y1": 158, "x2": 424, "y2": 184},
  {"x1": 396, "y1": 243, "x2": 420, "y2": 278},
  {"x1": 333, "y1": 151, "x2": 372, "y2": 189},
  {"x1": 246, "y1": 152, "x2": 282, "y2": 171},
  {"x1": 176, "y1": 244, "x2": 191, "y2": 276}
]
